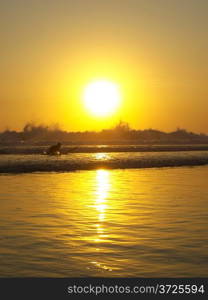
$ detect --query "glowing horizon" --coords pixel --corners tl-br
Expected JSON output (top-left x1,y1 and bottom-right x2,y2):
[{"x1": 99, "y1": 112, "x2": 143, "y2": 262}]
[{"x1": 0, "y1": 0, "x2": 208, "y2": 133}]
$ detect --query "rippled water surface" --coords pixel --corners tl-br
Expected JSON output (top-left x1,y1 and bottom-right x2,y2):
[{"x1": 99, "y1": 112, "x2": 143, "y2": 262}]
[{"x1": 0, "y1": 164, "x2": 208, "y2": 277}]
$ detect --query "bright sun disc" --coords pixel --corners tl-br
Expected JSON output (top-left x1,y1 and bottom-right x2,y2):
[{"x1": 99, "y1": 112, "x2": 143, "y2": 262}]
[{"x1": 84, "y1": 80, "x2": 120, "y2": 116}]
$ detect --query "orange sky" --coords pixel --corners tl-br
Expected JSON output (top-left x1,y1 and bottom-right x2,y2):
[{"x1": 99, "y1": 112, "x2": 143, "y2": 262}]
[{"x1": 0, "y1": 0, "x2": 208, "y2": 133}]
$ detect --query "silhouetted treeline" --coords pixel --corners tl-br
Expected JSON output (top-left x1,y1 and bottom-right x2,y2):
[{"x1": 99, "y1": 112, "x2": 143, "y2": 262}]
[{"x1": 0, "y1": 121, "x2": 207, "y2": 145}]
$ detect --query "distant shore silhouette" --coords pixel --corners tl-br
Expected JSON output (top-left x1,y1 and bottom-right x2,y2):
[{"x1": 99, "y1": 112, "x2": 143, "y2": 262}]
[{"x1": 0, "y1": 121, "x2": 207, "y2": 145}]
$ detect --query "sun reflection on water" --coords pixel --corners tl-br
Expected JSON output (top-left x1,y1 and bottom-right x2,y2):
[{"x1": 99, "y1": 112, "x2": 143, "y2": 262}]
[
  {"x1": 94, "y1": 153, "x2": 109, "y2": 160},
  {"x1": 94, "y1": 169, "x2": 110, "y2": 231},
  {"x1": 90, "y1": 169, "x2": 113, "y2": 271}
]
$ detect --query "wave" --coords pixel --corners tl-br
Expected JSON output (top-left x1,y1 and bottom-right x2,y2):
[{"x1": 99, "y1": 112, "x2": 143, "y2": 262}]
[
  {"x1": 0, "y1": 152, "x2": 208, "y2": 173},
  {"x1": 1, "y1": 144, "x2": 208, "y2": 155}
]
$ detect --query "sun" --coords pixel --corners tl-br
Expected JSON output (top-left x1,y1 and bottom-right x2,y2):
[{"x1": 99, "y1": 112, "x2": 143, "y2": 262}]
[{"x1": 83, "y1": 80, "x2": 121, "y2": 116}]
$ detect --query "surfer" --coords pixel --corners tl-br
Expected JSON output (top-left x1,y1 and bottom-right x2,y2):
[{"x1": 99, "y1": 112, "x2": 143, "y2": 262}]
[{"x1": 46, "y1": 142, "x2": 62, "y2": 155}]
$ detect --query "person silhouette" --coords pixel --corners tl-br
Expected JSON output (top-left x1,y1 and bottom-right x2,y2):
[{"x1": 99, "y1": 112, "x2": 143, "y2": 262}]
[{"x1": 47, "y1": 142, "x2": 62, "y2": 155}]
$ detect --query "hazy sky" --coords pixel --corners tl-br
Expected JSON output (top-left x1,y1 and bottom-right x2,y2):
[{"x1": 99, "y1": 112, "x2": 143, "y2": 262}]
[{"x1": 1, "y1": 0, "x2": 208, "y2": 132}]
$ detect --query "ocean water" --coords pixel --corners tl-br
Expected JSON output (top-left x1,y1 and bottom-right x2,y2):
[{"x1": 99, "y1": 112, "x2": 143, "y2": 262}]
[
  {"x1": 0, "y1": 151, "x2": 208, "y2": 277},
  {"x1": 0, "y1": 150, "x2": 208, "y2": 173}
]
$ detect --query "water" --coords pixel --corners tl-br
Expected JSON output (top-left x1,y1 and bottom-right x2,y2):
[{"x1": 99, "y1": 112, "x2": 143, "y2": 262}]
[
  {"x1": 0, "y1": 152, "x2": 207, "y2": 277},
  {"x1": 1, "y1": 144, "x2": 208, "y2": 155},
  {"x1": 0, "y1": 151, "x2": 208, "y2": 173}
]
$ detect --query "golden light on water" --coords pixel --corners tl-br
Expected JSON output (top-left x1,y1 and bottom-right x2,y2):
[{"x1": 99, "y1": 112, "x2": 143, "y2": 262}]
[
  {"x1": 91, "y1": 169, "x2": 113, "y2": 271},
  {"x1": 95, "y1": 169, "x2": 110, "y2": 223},
  {"x1": 83, "y1": 80, "x2": 121, "y2": 117},
  {"x1": 94, "y1": 153, "x2": 109, "y2": 160}
]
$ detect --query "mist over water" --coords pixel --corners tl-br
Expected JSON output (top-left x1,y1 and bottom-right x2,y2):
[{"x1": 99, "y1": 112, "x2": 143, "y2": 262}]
[{"x1": 0, "y1": 165, "x2": 208, "y2": 277}]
